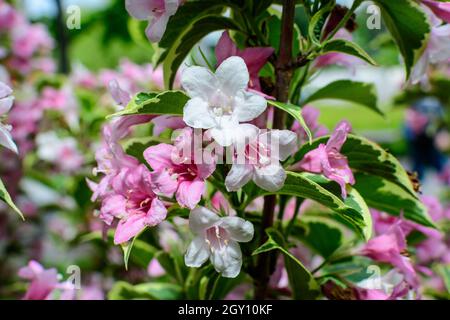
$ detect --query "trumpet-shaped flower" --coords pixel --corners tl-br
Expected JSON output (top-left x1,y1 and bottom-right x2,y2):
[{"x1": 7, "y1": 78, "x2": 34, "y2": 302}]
[
  {"x1": 125, "y1": 0, "x2": 182, "y2": 42},
  {"x1": 421, "y1": 0, "x2": 450, "y2": 23},
  {"x1": 225, "y1": 129, "x2": 297, "y2": 192},
  {"x1": 0, "y1": 81, "x2": 18, "y2": 153},
  {"x1": 185, "y1": 207, "x2": 254, "y2": 278},
  {"x1": 144, "y1": 127, "x2": 215, "y2": 209},
  {"x1": 181, "y1": 56, "x2": 267, "y2": 147},
  {"x1": 295, "y1": 120, "x2": 354, "y2": 198},
  {"x1": 100, "y1": 164, "x2": 167, "y2": 244}
]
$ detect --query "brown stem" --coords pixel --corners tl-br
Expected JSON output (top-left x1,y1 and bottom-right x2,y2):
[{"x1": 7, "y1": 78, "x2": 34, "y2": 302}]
[{"x1": 254, "y1": 0, "x2": 296, "y2": 300}]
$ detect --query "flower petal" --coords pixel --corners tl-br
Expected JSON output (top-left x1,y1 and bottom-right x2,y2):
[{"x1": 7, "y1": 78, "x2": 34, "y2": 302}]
[
  {"x1": 189, "y1": 206, "x2": 220, "y2": 234},
  {"x1": 125, "y1": 0, "x2": 160, "y2": 20},
  {"x1": 181, "y1": 66, "x2": 217, "y2": 100},
  {"x1": 0, "y1": 96, "x2": 14, "y2": 115},
  {"x1": 185, "y1": 236, "x2": 210, "y2": 267},
  {"x1": 145, "y1": 198, "x2": 167, "y2": 226},
  {"x1": 220, "y1": 217, "x2": 254, "y2": 242},
  {"x1": 176, "y1": 179, "x2": 205, "y2": 209},
  {"x1": 114, "y1": 213, "x2": 147, "y2": 244},
  {"x1": 183, "y1": 97, "x2": 216, "y2": 129},
  {"x1": 210, "y1": 240, "x2": 242, "y2": 278},
  {"x1": 146, "y1": 13, "x2": 170, "y2": 42},
  {"x1": 233, "y1": 90, "x2": 267, "y2": 122},
  {"x1": 253, "y1": 163, "x2": 286, "y2": 192},
  {"x1": 144, "y1": 143, "x2": 174, "y2": 171},
  {"x1": 216, "y1": 56, "x2": 249, "y2": 96},
  {"x1": 225, "y1": 164, "x2": 253, "y2": 192},
  {"x1": 0, "y1": 124, "x2": 18, "y2": 154}
]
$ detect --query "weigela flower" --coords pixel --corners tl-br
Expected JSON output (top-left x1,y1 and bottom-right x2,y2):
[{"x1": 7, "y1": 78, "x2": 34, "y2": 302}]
[
  {"x1": 421, "y1": 0, "x2": 450, "y2": 23},
  {"x1": 181, "y1": 56, "x2": 267, "y2": 147},
  {"x1": 225, "y1": 129, "x2": 297, "y2": 192},
  {"x1": 125, "y1": 0, "x2": 182, "y2": 42},
  {"x1": 0, "y1": 81, "x2": 18, "y2": 153},
  {"x1": 101, "y1": 164, "x2": 168, "y2": 244},
  {"x1": 295, "y1": 120, "x2": 354, "y2": 198},
  {"x1": 185, "y1": 207, "x2": 254, "y2": 278},
  {"x1": 144, "y1": 127, "x2": 215, "y2": 209}
]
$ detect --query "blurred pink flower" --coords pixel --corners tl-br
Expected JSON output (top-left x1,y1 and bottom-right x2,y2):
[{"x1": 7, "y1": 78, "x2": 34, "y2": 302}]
[
  {"x1": 18, "y1": 261, "x2": 60, "y2": 300},
  {"x1": 125, "y1": 0, "x2": 183, "y2": 42},
  {"x1": 12, "y1": 23, "x2": 53, "y2": 59},
  {"x1": 215, "y1": 31, "x2": 274, "y2": 94},
  {"x1": 295, "y1": 120, "x2": 354, "y2": 198}
]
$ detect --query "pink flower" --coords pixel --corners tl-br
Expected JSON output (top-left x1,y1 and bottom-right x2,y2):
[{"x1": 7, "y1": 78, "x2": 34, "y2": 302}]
[
  {"x1": 144, "y1": 127, "x2": 215, "y2": 209},
  {"x1": 361, "y1": 223, "x2": 418, "y2": 289},
  {"x1": 18, "y1": 261, "x2": 59, "y2": 300},
  {"x1": 152, "y1": 115, "x2": 185, "y2": 136},
  {"x1": 125, "y1": 0, "x2": 183, "y2": 42},
  {"x1": 0, "y1": 2, "x2": 18, "y2": 31},
  {"x1": 101, "y1": 164, "x2": 168, "y2": 244},
  {"x1": 147, "y1": 258, "x2": 166, "y2": 277},
  {"x1": 215, "y1": 31, "x2": 274, "y2": 94},
  {"x1": 295, "y1": 120, "x2": 354, "y2": 198},
  {"x1": 12, "y1": 23, "x2": 53, "y2": 59},
  {"x1": 422, "y1": 0, "x2": 450, "y2": 23}
]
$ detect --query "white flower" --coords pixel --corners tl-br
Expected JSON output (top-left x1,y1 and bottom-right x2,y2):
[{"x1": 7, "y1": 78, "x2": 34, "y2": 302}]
[
  {"x1": 181, "y1": 56, "x2": 267, "y2": 147},
  {"x1": 225, "y1": 129, "x2": 297, "y2": 192},
  {"x1": 184, "y1": 206, "x2": 254, "y2": 278},
  {"x1": 0, "y1": 81, "x2": 17, "y2": 154}
]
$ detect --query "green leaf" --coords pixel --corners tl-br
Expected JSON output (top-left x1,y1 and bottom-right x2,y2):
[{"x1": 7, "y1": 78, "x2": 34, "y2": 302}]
[
  {"x1": 293, "y1": 216, "x2": 345, "y2": 259},
  {"x1": 159, "y1": 1, "x2": 225, "y2": 49},
  {"x1": 369, "y1": 0, "x2": 430, "y2": 78},
  {"x1": 267, "y1": 100, "x2": 312, "y2": 144},
  {"x1": 108, "y1": 281, "x2": 183, "y2": 300},
  {"x1": 436, "y1": 265, "x2": 450, "y2": 294},
  {"x1": 303, "y1": 80, "x2": 382, "y2": 116},
  {"x1": 108, "y1": 91, "x2": 189, "y2": 118},
  {"x1": 354, "y1": 173, "x2": 435, "y2": 228},
  {"x1": 321, "y1": 39, "x2": 377, "y2": 66},
  {"x1": 253, "y1": 229, "x2": 321, "y2": 299},
  {"x1": 246, "y1": 172, "x2": 372, "y2": 240},
  {"x1": 123, "y1": 137, "x2": 161, "y2": 164},
  {"x1": 121, "y1": 235, "x2": 156, "y2": 270},
  {"x1": 0, "y1": 177, "x2": 24, "y2": 220},
  {"x1": 294, "y1": 134, "x2": 417, "y2": 198},
  {"x1": 162, "y1": 15, "x2": 240, "y2": 89}
]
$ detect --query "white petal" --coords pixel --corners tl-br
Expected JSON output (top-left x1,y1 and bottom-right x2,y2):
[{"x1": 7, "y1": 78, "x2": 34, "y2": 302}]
[
  {"x1": 185, "y1": 236, "x2": 210, "y2": 267},
  {"x1": 183, "y1": 97, "x2": 216, "y2": 129},
  {"x1": 0, "y1": 81, "x2": 12, "y2": 99},
  {"x1": 216, "y1": 56, "x2": 249, "y2": 96},
  {"x1": 0, "y1": 96, "x2": 14, "y2": 115},
  {"x1": 164, "y1": 0, "x2": 180, "y2": 15},
  {"x1": 220, "y1": 217, "x2": 254, "y2": 242},
  {"x1": 0, "y1": 124, "x2": 18, "y2": 154},
  {"x1": 254, "y1": 163, "x2": 286, "y2": 192},
  {"x1": 210, "y1": 240, "x2": 242, "y2": 278},
  {"x1": 181, "y1": 66, "x2": 217, "y2": 100},
  {"x1": 263, "y1": 129, "x2": 298, "y2": 161},
  {"x1": 233, "y1": 91, "x2": 267, "y2": 122},
  {"x1": 189, "y1": 206, "x2": 220, "y2": 234},
  {"x1": 225, "y1": 164, "x2": 254, "y2": 192},
  {"x1": 208, "y1": 115, "x2": 238, "y2": 147},
  {"x1": 233, "y1": 123, "x2": 259, "y2": 146}
]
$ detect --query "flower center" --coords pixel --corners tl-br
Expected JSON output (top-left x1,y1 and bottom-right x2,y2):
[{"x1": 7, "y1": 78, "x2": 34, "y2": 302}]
[
  {"x1": 209, "y1": 89, "x2": 233, "y2": 117},
  {"x1": 205, "y1": 225, "x2": 230, "y2": 252}
]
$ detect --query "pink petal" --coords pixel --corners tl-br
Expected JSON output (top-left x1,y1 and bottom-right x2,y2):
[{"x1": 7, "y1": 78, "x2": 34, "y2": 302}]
[
  {"x1": 176, "y1": 179, "x2": 205, "y2": 209},
  {"x1": 144, "y1": 143, "x2": 175, "y2": 171}
]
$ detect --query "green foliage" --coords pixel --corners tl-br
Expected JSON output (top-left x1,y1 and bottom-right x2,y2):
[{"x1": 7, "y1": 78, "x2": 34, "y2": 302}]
[
  {"x1": 109, "y1": 91, "x2": 189, "y2": 118},
  {"x1": 368, "y1": 0, "x2": 430, "y2": 78},
  {"x1": 321, "y1": 39, "x2": 378, "y2": 65},
  {"x1": 108, "y1": 281, "x2": 183, "y2": 300},
  {"x1": 303, "y1": 80, "x2": 382, "y2": 116},
  {"x1": 268, "y1": 100, "x2": 312, "y2": 143},
  {"x1": 253, "y1": 228, "x2": 321, "y2": 299},
  {"x1": 0, "y1": 177, "x2": 24, "y2": 220}
]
